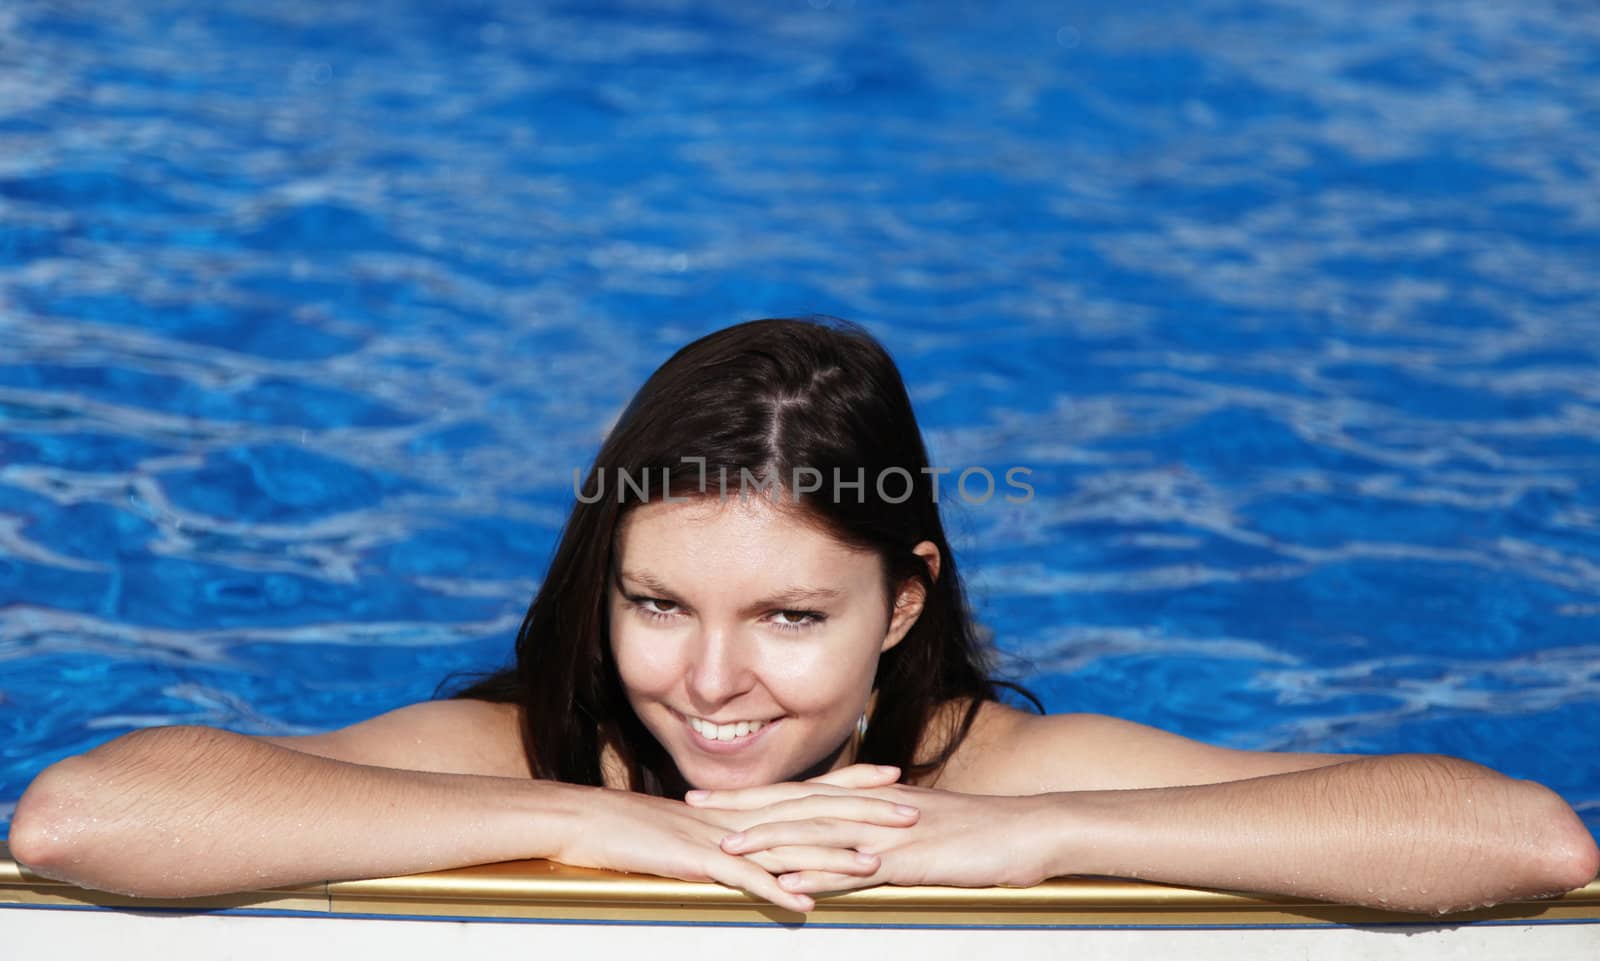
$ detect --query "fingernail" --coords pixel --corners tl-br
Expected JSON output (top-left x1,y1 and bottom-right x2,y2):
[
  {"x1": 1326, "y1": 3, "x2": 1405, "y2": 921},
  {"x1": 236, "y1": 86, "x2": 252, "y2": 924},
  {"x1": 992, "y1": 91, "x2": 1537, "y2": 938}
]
[
  {"x1": 855, "y1": 851, "x2": 877, "y2": 865},
  {"x1": 894, "y1": 804, "x2": 918, "y2": 817},
  {"x1": 780, "y1": 873, "x2": 801, "y2": 888},
  {"x1": 685, "y1": 790, "x2": 708, "y2": 802},
  {"x1": 721, "y1": 832, "x2": 745, "y2": 848},
  {"x1": 876, "y1": 765, "x2": 899, "y2": 774}
]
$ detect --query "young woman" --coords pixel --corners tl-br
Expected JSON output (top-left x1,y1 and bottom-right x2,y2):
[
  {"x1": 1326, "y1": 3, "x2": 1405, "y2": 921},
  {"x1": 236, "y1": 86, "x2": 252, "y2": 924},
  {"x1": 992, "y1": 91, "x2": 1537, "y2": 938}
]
[{"x1": 11, "y1": 318, "x2": 1597, "y2": 916}]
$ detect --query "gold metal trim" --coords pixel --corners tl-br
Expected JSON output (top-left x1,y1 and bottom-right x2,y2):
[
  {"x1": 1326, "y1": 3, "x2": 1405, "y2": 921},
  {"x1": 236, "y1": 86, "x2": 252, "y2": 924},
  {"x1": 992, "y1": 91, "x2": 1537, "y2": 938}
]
[{"x1": 4, "y1": 841, "x2": 1597, "y2": 927}]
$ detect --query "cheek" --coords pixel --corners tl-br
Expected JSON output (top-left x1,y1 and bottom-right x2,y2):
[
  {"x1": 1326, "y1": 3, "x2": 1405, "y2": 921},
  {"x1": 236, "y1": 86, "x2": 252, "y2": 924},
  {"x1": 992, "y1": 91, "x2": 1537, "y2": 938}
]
[
  {"x1": 610, "y1": 624, "x2": 681, "y2": 696},
  {"x1": 763, "y1": 639, "x2": 879, "y2": 712}
]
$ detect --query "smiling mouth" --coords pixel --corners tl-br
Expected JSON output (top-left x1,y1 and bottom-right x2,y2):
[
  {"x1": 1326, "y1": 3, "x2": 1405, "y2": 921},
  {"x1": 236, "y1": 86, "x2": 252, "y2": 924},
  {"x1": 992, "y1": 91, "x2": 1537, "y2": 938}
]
[
  {"x1": 676, "y1": 710, "x2": 781, "y2": 751},
  {"x1": 686, "y1": 715, "x2": 766, "y2": 741}
]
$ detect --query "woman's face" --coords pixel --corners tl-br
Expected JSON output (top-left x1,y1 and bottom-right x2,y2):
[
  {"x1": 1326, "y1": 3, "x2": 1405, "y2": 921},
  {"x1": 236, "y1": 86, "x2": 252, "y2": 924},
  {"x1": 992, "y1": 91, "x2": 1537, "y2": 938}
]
[{"x1": 608, "y1": 495, "x2": 932, "y2": 790}]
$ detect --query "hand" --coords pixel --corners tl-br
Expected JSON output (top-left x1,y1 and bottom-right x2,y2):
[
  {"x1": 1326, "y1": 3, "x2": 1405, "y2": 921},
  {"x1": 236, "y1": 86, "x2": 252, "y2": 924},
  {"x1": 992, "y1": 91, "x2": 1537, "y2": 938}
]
[
  {"x1": 686, "y1": 763, "x2": 923, "y2": 884},
  {"x1": 686, "y1": 778, "x2": 1059, "y2": 897},
  {"x1": 545, "y1": 767, "x2": 918, "y2": 913}
]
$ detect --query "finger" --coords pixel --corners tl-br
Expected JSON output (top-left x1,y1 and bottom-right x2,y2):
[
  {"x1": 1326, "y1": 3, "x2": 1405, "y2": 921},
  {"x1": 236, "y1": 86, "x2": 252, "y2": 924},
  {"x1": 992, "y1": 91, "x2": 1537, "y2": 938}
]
[
  {"x1": 779, "y1": 869, "x2": 881, "y2": 895},
  {"x1": 727, "y1": 795, "x2": 920, "y2": 831},
  {"x1": 722, "y1": 817, "x2": 907, "y2": 854},
  {"x1": 741, "y1": 845, "x2": 881, "y2": 878},
  {"x1": 707, "y1": 854, "x2": 816, "y2": 914},
  {"x1": 686, "y1": 782, "x2": 854, "y2": 810},
  {"x1": 805, "y1": 764, "x2": 902, "y2": 789},
  {"x1": 681, "y1": 806, "x2": 747, "y2": 831}
]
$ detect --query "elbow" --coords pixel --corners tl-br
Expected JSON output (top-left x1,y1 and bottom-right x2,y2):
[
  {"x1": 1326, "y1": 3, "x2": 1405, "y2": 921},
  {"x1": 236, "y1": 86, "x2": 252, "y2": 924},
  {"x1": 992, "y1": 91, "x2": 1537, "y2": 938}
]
[
  {"x1": 1418, "y1": 755, "x2": 1599, "y2": 894},
  {"x1": 1552, "y1": 838, "x2": 1600, "y2": 894},
  {"x1": 1536, "y1": 788, "x2": 1599, "y2": 895},
  {"x1": 1399, "y1": 757, "x2": 1597, "y2": 912},
  {"x1": 9, "y1": 726, "x2": 222, "y2": 896},
  {"x1": 1508, "y1": 779, "x2": 1598, "y2": 902},
  {"x1": 9, "y1": 754, "x2": 95, "y2": 879}
]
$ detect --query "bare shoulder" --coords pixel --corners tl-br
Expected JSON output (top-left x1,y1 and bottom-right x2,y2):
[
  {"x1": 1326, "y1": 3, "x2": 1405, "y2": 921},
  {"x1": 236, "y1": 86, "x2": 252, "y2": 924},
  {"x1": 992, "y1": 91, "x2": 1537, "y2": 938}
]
[
  {"x1": 907, "y1": 698, "x2": 1025, "y2": 789},
  {"x1": 258, "y1": 699, "x2": 531, "y2": 779},
  {"x1": 931, "y1": 704, "x2": 1367, "y2": 795}
]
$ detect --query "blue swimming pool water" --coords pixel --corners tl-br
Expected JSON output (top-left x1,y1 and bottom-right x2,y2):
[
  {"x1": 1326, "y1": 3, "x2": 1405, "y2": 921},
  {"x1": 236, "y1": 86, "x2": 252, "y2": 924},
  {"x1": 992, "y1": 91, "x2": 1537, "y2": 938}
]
[{"x1": 1, "y1": 0, "x2": 1597, "y2": 843}]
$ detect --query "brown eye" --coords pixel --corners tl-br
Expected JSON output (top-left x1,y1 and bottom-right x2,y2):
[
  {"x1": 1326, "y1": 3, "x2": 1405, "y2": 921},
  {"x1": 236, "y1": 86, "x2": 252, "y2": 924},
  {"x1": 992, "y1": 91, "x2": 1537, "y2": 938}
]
[
  {"x1": 628, "y1": 595, "x2": 681, "y2": 621},
  {"x1": 771, "y1": 610, "x2": 825, "y2": 632}
]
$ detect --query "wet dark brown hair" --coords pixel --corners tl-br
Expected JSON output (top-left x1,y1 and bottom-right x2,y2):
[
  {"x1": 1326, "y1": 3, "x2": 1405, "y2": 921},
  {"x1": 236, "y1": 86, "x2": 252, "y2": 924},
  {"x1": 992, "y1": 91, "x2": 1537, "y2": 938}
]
[{"x1": 445, "y1": 316, "x2": 1037, "y2": 794}]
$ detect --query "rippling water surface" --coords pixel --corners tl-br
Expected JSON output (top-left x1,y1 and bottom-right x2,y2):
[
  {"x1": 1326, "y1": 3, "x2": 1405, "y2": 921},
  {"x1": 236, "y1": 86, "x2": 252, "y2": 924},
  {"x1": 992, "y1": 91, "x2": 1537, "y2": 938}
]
[{"x1": 1, "y1": 0, "x2": 1598, "y2": 839}]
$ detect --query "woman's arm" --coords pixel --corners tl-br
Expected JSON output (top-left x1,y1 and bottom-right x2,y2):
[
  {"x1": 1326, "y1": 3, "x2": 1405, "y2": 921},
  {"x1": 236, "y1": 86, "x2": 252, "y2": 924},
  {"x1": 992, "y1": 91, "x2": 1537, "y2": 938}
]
[
  {"x1": 1034, "y1": 752, "x2": 1598, "y2": 914},
  {"x1": 8, "y1": 723, "x2": 582, "y2": 897},
  {"x1": 694, "y1": 710, "x2": 1598, "y2": 914},
  {"x1": 980, "y1": 709, "x2": 1599, "y2": 912},
  {"x1": 10, "y1": 705, "x2": 900, "y2": 911}
]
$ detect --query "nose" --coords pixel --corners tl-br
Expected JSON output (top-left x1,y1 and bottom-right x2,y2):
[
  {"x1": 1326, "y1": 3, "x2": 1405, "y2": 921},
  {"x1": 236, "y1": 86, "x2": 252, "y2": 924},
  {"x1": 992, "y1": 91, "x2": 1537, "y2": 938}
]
[{"x1": 685, "y1": 623, "x2": 753, "y2": 709}]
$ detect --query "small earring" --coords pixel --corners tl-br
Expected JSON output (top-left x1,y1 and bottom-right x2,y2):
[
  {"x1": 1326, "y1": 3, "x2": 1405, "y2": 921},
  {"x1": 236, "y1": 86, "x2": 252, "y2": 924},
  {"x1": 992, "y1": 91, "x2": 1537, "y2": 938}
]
[{"x1": 856, "y1": 711, "x2": 869, "y2": 739}]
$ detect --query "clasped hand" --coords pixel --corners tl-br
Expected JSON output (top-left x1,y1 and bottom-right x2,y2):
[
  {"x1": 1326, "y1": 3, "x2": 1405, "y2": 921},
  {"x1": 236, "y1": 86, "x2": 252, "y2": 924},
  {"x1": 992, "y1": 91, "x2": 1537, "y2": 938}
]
[
  {"x1": 556, "y1": 763, "x2": 1055, "y2": 913},
  {"x1": 690, "y1": 765, "x2": 1057, "y2": 903}
]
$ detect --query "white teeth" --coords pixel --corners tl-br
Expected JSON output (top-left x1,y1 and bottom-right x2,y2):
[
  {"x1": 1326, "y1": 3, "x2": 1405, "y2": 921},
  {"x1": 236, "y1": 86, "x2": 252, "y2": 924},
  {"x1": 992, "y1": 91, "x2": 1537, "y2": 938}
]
[{"x1": 687, "y1": 716, "x2": 766, "y2": 740}]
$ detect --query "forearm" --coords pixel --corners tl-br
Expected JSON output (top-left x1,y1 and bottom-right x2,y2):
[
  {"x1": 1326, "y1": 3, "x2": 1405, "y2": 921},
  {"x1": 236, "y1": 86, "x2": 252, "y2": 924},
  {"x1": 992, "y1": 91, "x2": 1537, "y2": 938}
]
[
  {"x1": 9, "y1": 725, "x2": 586, "y2": 898},
  {"x1": 1043, "y1": 754, "x2": 1599, "y2": 914}
]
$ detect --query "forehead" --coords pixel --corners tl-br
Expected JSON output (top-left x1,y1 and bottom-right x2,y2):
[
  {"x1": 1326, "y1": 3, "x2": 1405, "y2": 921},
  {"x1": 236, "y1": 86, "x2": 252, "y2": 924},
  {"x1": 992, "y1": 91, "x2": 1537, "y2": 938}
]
[{"x1": 614, "y1": 497, "x2": 878, "y2": 582}]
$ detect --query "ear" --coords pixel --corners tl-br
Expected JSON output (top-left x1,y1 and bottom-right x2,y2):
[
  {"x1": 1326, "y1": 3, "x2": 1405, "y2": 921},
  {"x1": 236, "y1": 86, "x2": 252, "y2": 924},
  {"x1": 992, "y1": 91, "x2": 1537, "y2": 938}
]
[{"x1": 882, "y1": 541, "x2": 941, "y2": 653}]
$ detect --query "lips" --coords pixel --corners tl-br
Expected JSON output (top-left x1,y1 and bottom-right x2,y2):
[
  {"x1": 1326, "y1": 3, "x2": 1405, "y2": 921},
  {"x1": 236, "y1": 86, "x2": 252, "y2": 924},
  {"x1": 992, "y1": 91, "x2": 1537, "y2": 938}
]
[
  {"x1": 677, "y1": 710, "x2": 780, "y2": 755},
  {"x1": 686, "y1": 715, "x2": 766, "y2": 741}
]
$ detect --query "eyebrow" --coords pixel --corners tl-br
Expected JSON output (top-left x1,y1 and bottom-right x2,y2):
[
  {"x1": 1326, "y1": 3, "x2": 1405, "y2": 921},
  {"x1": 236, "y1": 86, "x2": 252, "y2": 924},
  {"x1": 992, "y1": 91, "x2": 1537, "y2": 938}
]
[{"x1": 616, "y1": 569, "x2": 844, "y2": 613}]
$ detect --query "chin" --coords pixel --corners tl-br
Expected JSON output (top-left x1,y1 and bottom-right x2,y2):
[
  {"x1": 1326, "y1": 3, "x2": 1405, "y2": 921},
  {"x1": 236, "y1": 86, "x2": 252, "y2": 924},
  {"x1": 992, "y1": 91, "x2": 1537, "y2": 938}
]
[{"x1": 676, "y1": 758, "x2": 783, "y2": 791}]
